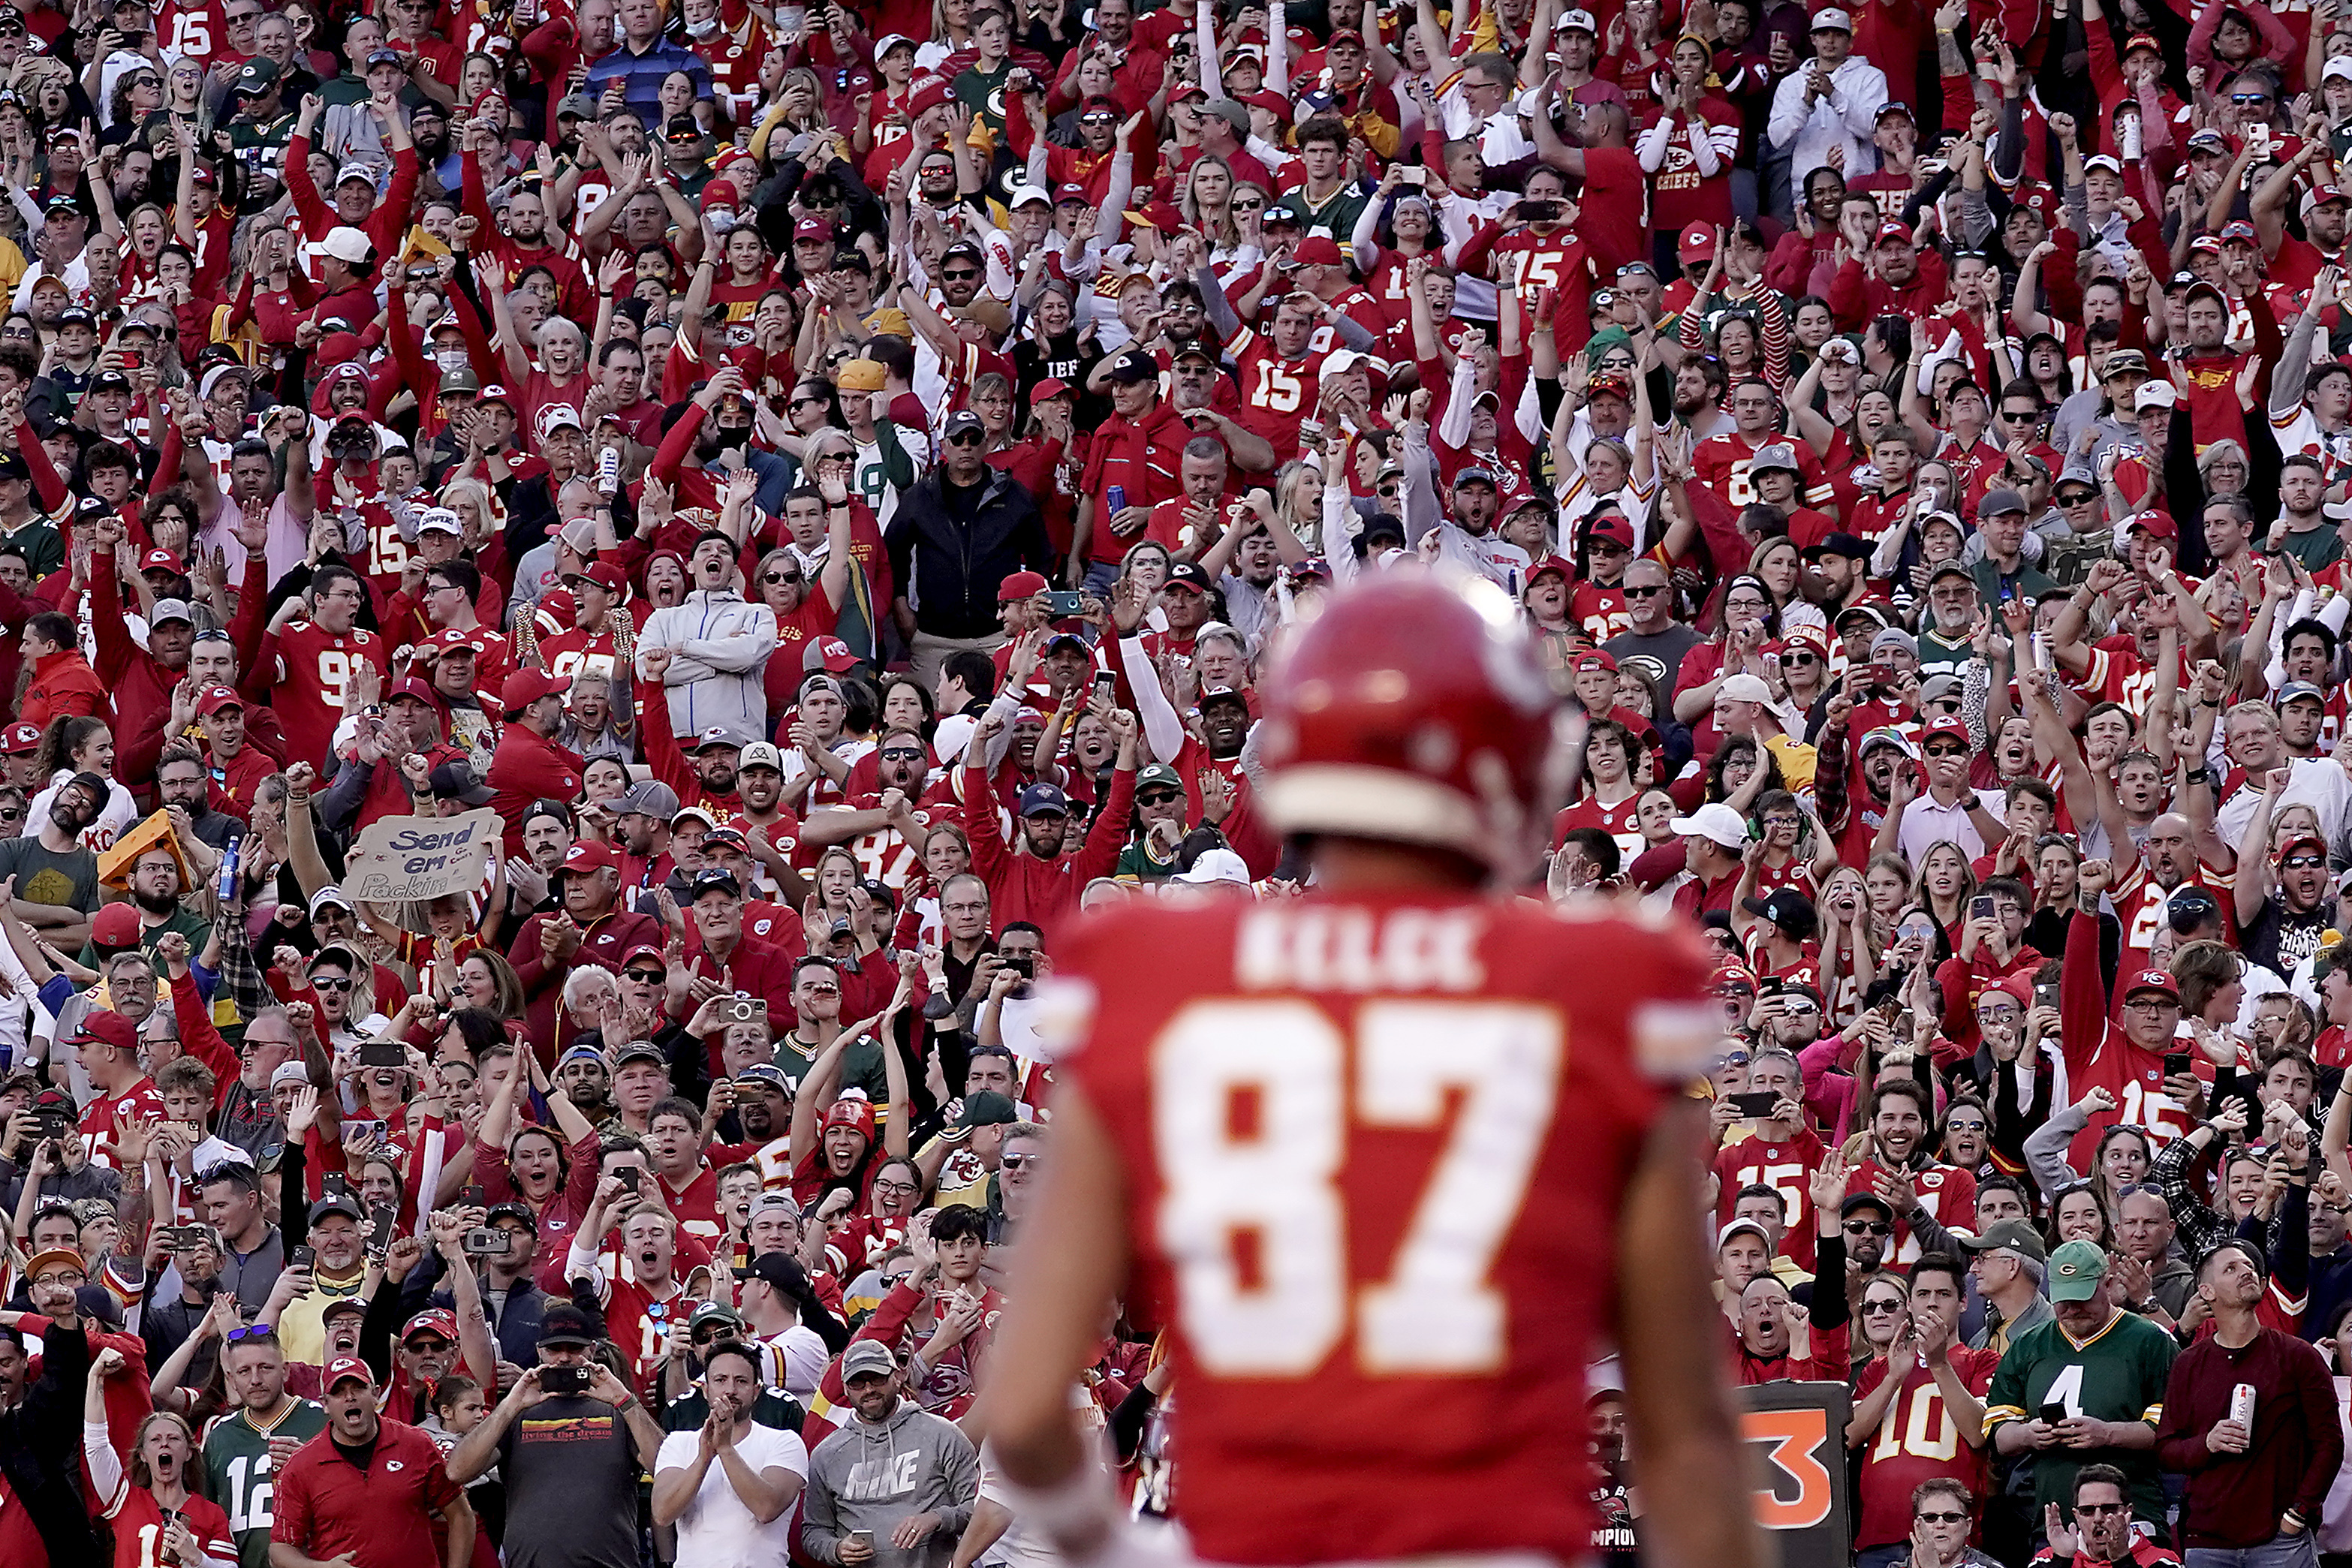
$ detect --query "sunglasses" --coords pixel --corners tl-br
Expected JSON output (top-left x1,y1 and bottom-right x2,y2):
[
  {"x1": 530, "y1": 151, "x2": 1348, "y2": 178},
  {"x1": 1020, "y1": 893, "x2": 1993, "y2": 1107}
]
[
  {"x1": 941, "y1": 268, "x2": 980, "y2": 282},
  {"x1": 1137, "y1": 790, "x2": 1180, "y2": 806},
  {"x1": 624, "y1": 968, "x2": 665, "y2": 983},
  {"x1": 791, "y1": 396, "x2": 827, "y2": 409},
  {"x1": 1860, "y1": 1298, "x2": 1905, "y2": 1313},
  {"x1": 763, "y1": 572, "x2": 803, "y2": 585},
  {"x1": 880, "y1": 748, "x2": 924, "y2": 761},
  {"x1": 1782, "y1": 651, "x2": 1817, "y2": 666},
  {"x1": 1946, "y1": 1118, "x2": 1987, "y2": 1133},
  {"x1": 1233, "y1": 198, "x2": 1263, "y2": 211},
  {"x1": 2231, "y1": 92, "x2": 2270, "y2": 104},
  {"x1": 1922, "y1": 743, "x2": 1968, "y2": 757},
  {"x1": 1624, "y1": 583, "x2": 1665, "y2": 598},
  {"x1": 310, "y1": 976, "x2": 351, "y2": 991},
  {"x1": 224, "y1": 1323, "x2": 277, "y2": 1344},
  {"x1": 1916, "y1": 1510, "x2": 1970, "y2": 1524},
  {"x1": 946, "y1": 431, "x2": 983, "y2": 446},
  {"x1": 2076, "y1": 1503, "x2": 2129, "y2": 1516},
  {"x1": 1844, "y1": 1220, "x2": 1893, "y2": 1235},
  {"x1": 2058, "y1": 489, "x2": 2098, "y2": 504}
]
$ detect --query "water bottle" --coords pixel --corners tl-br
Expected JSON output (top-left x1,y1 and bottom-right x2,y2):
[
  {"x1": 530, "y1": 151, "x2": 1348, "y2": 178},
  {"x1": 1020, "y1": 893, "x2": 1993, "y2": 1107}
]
[{"x1": 217, "y1": 833, "x2": 241, "y2": 904}]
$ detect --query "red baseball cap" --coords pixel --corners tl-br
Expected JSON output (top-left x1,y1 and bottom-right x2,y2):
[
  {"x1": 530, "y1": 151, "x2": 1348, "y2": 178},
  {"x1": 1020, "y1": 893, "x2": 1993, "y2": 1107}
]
[
  {"x1": 564, "y1": 561, "x2": 628, "y2": 594},
  {"x1": 1293, "y1": 236, "x2": 1345, "y2": 267},
  {"x1": 196, "y1": 684, "x2": 244, "y2": 716},
  {"x1": 1053, "y1": 181, "x2": 1089, "y2": 205},
  {"x1": 92, "y1": 903, "x2": 142, "y2": 949},
  {"x1": 3, "y1": 720, "x2": 41, "y2": 752},
  {"x1": 1031, "y1": 378, "x2": 1073, "y2": 402},
  {"x1": 2124, "y1": 967, "x2": 2180, "y2": 1002},
  {"x1": 1919, "y1": 715, "x2": 1971, "y2": 748},
  {"x1": 501, "y1": 668, "x2": 572, "y2": 714},
  {"x1": 813, "y1": 636, "x2": 860, "y2": 673},
  {"x1": 559, "y1": 840, "x2": 620, "y2": 877},
  {"x1": 1571, "y1": 649, "x2": 1618, "y2": 674},
  {"x1": 1677, "y1": 222, "x2": 1713, "y2": 262},
  {"x1": 997, "y1": 570, "x2": 1050, "y2": 602},
  {"x1": 1585, "y1": 513, "x2": 1635, "y2": 549},
  {"x1": 140, "y1": 546, "x2": 182, "y2": 573},
  {"x1": 73, "y1": 1010, "x2": 137, "y2": 1054},
  {"x1": 324, "y1": 1356, "x2": 375, "y2": 1389},
  {"x1": 2125, "y1": 510, "x2": 2179, "y2": 540},
  {"x1": 402, "y1": 1308, "x2": 459, "y2": 1343},
  {"x1": 387, "y1": 677, "x2": 438, "y2": 706},
  {"x1": 620, "y1": 942, "x2": 665, "y2": 967},
  {"x1": 794, "y1": 215, "x2": 830, "y2": 242},
  {"x1": 1874, "y1": 221, "x2": 1914, "y2": 246},
  {"x1": 1526, "y1": 553, "x2": 1573, "y2": 585}
]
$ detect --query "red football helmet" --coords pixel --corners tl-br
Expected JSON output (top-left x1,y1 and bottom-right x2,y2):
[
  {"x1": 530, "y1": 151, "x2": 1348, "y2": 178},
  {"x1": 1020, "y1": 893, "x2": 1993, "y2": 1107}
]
[{"x1": 1258, "y1": 570, "x2": 1567, "y2": 872}]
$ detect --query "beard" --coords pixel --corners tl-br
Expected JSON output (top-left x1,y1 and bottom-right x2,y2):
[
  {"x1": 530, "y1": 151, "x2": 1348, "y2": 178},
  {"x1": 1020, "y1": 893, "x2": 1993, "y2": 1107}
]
[{"x1": 133, "y1": 887, "x2": 179, "y2": 916}]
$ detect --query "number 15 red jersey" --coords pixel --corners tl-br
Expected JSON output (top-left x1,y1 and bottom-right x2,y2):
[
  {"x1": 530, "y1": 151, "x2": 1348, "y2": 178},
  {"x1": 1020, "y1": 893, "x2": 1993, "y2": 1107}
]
[{"x1": 1042, "y1": 893, "x2": 1718, "y2": 1566}]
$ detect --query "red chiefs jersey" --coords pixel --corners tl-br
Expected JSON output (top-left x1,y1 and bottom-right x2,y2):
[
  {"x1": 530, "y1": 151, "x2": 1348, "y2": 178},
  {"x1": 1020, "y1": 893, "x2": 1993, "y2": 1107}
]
[
  {"x1": 595, "y1": 1271, "x2": 699, "y2": 1393},
  {"x1": 1853, "y1": 1346, "x2": 2004, "y2": 1550},
  {"x1": 80, "y1": 1079, "x2": 167, "y2": 1170},
  {"x1": 1227, "y1": 327, "x2": 1324, "y2": 457},
  {"x1": 1552, "y1": 792, "x2": 1645, "y2": 866},
  {"x1": 656, "y1": 1165, "x2": 725, "y2": 1245},
  {"x1": 98, "y1": 1479, "x2": 236, "y2": 1568},
  {"x1": 1046, "y1": 893, "x2": 1718, "y2": 1566},
  {"x1": 538, "y1": 624, "x2": 625, "y2": 685},
  {"x1": 1693, "y1": 430, "x2": 1836, "y2": 510},
  {"x1": 1711, "y1": 1126, "x2": 1827, "y2": 1271},
  {"x1": 1845, "y1": 1157, "x2": 1978, "y2": 1267},
  {"x1": 2111, "y1": 857, "x2": 2233, "y2": 974},
  {"x1": 1570, "y1": 580, "x2": 1631, "y2": 640},
  {"x1": 266, "y1": 621, "x2": 386, "y2": 771}
]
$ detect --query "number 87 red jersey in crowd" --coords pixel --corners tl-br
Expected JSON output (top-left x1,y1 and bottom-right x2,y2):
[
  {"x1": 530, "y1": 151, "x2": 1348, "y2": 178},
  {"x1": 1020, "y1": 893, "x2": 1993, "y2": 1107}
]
[{"x1": 1037, "y1": 894, "x2": 1723, "y2": 1564}]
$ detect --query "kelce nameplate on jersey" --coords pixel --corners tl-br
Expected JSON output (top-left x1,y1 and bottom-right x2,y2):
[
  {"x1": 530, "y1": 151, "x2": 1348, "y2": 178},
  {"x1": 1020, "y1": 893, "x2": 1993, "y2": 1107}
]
[{"x1": 1234, "y1": 907, "x2": 1486, "y2": 993}]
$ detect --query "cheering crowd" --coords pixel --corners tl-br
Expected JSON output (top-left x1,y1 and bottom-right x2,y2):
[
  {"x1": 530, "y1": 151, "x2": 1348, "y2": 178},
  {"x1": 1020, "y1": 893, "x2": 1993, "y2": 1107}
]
[{"x1": 3, "y1": 0, "x2": 2352, "y2": 1560}]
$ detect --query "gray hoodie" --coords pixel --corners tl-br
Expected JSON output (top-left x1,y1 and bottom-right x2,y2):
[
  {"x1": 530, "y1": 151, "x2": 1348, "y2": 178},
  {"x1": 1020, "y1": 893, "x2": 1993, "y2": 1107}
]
[{"x1": 800, "y1": 1396, "x2": 980, "y2": 1568}]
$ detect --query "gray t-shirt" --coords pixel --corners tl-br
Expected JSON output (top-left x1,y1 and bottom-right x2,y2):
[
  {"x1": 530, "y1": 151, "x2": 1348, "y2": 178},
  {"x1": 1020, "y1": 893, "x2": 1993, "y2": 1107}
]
[
  {"x1": 0, "y1": 832, "x2": 98, "y2": 914},
  {"x1": 497, "y1": 1392, "x2": 645, "y2": 1568}
]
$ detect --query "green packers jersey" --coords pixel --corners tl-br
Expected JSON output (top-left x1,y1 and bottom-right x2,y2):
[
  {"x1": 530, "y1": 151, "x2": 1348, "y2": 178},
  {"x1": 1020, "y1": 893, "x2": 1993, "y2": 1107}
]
[
  {"x1": 1984, "y1": 1310, "x2": 2178, "y2": 1524},
  {"x1": 204, "y1": 1398, "x2": 329, "y2": 1568}
]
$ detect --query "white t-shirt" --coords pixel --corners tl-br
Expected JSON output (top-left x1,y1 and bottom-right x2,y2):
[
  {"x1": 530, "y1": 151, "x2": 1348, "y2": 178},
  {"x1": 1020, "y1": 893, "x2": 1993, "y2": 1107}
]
[{"x1": 655, "y1": 1422, "x2": 809, "y2": 1568}]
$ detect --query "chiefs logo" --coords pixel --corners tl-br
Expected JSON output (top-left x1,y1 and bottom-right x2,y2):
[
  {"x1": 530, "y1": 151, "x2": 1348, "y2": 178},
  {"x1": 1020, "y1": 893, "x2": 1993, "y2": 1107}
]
[{"x1": 1920, "y1": 1171, "x2": 1944, "y2": 1189}]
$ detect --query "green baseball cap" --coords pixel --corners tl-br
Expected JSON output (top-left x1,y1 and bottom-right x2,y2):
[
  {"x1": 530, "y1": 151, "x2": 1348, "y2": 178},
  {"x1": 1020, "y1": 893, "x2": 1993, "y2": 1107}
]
[
  {"x1": 2047, "y1": 1238, "x2": 2109, "y2": 1302},
  {"x1": 1136, "y1": 763, "x2": 1182, "y2": 793},
  {"x1": 1956, "y1": 1217, "x2": 2047, "y2": 1264}
]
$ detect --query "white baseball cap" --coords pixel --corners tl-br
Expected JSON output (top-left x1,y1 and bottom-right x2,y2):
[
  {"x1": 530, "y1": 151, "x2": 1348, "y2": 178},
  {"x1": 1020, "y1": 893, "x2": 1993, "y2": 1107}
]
[{"x1": 1669, "y1": 802, "x2": 1750, "y2": 850}]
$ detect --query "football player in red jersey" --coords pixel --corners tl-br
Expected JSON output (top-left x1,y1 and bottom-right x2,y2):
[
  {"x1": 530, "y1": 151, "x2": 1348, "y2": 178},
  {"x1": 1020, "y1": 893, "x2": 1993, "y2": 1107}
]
[{"x1": 986, "y1": 571, "x2": 1760, "y2": 1568}]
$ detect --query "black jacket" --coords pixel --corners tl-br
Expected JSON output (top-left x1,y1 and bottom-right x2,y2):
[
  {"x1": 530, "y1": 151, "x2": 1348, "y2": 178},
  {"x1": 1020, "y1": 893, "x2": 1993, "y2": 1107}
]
[
  {"x1": 0, "y1": 1317, "x2": 100, "y2": 1562},
  {"x1": 885, "y1": 467, "x2": 1054, "y2": 639}
]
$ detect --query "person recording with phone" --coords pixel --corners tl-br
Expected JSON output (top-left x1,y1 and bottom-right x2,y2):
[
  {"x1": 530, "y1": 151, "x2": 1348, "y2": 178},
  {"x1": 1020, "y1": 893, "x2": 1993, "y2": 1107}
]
[{"x1": 446, "y1": 1303, "x2": 661, "y2": 1568}]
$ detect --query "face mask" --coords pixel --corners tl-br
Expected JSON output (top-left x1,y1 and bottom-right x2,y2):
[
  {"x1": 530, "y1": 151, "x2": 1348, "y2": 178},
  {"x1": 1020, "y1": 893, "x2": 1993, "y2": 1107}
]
[{"x1": 687, "y1": 16, "x2": 717, "y2": 35}]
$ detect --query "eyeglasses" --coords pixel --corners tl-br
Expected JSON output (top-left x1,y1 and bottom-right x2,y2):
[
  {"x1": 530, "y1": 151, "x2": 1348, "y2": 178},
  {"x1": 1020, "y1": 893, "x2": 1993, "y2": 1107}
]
[
  {"x1": 1844, "y1": 1220, "x2": 1893, "y2": 1235},
  {"x1": 2123, "y1": 998, "x2": 2180, "y2": 1014},
  {"x1": 872, "y1": 1178, "x2": 918, "y2": 1195},
  {"x1": 310, "y1": 976, "x2": 351, "y2": 991},
  {"x1": 1916, "y1": 1510, "x2": 1970, "y2": 1524}
]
